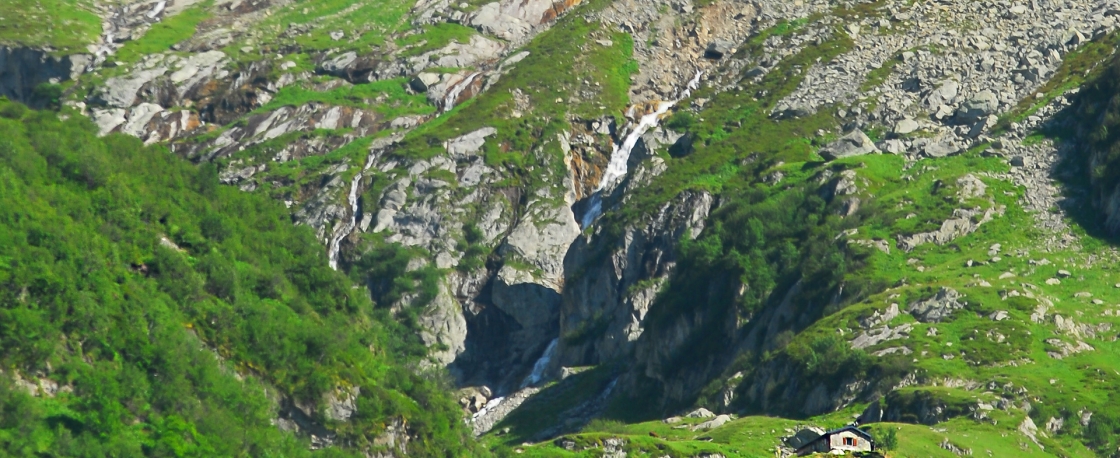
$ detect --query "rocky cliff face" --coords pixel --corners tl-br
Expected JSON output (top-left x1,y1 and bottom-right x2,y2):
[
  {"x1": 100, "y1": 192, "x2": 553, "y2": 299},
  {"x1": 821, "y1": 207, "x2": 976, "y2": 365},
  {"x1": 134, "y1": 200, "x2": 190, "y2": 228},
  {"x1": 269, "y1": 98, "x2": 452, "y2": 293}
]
[
  {"x1": 559, "y1": 176, "x2": 713, "y2": 367},
  {"x1": 0, "y1": 47, "x2": 91, "y2": 106}
]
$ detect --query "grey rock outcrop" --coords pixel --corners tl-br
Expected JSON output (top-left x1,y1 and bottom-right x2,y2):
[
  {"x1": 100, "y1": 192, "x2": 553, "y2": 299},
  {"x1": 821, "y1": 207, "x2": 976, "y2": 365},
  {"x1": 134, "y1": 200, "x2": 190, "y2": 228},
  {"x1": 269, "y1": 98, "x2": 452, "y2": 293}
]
[
  {"x1": 819, "y1": 130, "x2": 878, "y2": 160},
  {"x1": 896, "y1": 207, "x2": 998, "y2": 252},
  {"x1": 892, "y1": 118, "x2": 919, "y2": 135},
  {"x1": 705, "y1": 40, "x2": 735, "y2": 59},
  {"x1": 469, "y1": 0, "x2": 577, "y2": 44},
  {"x1": 924, "y1": 80, "x2": 960, "y2": 110},
  {"x1": 324, "y1": 386, "x2": 361, "y2": 422},
  {"x1": 99, "y1": 67, "x2": 171, "y2": 108},
  {"x1": 907, "y1": 287, "x2": 965, "y2": 323},
  {"x1": 692, "y1": 414, "x2": 731, "y2": 431},
  {"x1": 851, "y1": 323, "x2": 913, "y2": 350},
  {"x1": 410, "y1": 72, "x2": 441, "y2": 92},
  {"x1": 446, "y1": 127, "x2": 498, "y2": 159},
  {"x1": 418, "y1": 282, "x2": 469, "y2": 366},
  {"x1": 492, "y1": 200, "x2": 581, "y2": 338},
  {"x1": 956, "y1": 90, "x2": 999, "y2": 123},
  {"x1": 785, "y1": 426, "x2": 825, "y2": 448}
]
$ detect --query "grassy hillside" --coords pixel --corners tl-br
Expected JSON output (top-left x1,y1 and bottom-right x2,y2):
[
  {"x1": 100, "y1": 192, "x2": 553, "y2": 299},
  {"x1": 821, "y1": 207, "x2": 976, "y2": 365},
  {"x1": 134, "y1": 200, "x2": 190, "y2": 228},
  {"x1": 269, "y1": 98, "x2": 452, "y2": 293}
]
[
  {"x1": 478, "y1": 9, "x2": 1120, "y2": 458},
  {"x1": 0, "y1": 99, "x2": 477, "y2": 456},
  {"x1": 0, "y1": 0, "x2": 100, "y2": 53}
]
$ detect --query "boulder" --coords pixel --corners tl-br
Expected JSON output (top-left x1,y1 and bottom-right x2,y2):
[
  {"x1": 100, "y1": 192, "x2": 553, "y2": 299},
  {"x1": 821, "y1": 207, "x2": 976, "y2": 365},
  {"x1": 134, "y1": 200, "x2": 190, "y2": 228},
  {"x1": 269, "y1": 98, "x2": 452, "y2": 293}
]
[
  {"x1": 410, "y1": 72, "x2": 441, "y2": 92},
  {"x1": 850, "y1": 323, "x2": 913, "y2": 349},
  {"x1": 893, "y1": 118, "x2": 919, "y2": 135},
  {"x1": 956, "y1": 90, "x2": 999, "y2": 123},
  {"x1": 819, "y1": 130, "x2": 878, "y2": 160},
  {"x1": 880, "y1": 139, "x2": 906, "y2": 154},
  {"x1": 429, "y1": 35, "x2": 506, "y2": 69},
  {"x1": 445, "y1": 127, "x2": 497, "y2": 159},
  {"x1": 772, "y1": 102, "x2": 813, "y2": 119},
  {"x1": 686, "y1": 407, "x2": 716, "y2": 418},
  {"x1": 924, "y1": 80, "x2": 960, "y2": 109},
  {"x1": 100, "y1": 67, "x2": 168, "y2": 108},
  {"x1": 785, "y1": 426, "x2": 825, "y2": 448},
  {"x1": 1045, "y1": 416, "x2": 1064, "y2": 434},
  {"x1": 692, "y1": 414, "x2": 731, "y2": 431},
  {"x1": 319, "y1": 52, "x2": 357, "y2": 74},
  {"x1": 956, "y1": 174, "x2": 987, "y2": 200},
  {"x1": 704, "y1": 40, "x2": 735, "y2": 59},
  {"x1": 859, "y1": 303, "x2": 900, "y2": 329},
  {"x1": 744, "y1": 66, "x2": 767, "y2": 78},
  {"x1": 907, "y1": 287, "x2": 965, "y2": 323},
  {"x1": 922, "y1": 138, "x2": 961, "y2": 158}
]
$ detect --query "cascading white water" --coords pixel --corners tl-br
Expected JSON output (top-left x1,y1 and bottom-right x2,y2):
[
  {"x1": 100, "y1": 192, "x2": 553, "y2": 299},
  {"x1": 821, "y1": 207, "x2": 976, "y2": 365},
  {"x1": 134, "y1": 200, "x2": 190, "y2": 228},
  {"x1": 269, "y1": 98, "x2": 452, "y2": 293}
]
[
  {"x1": 327, "y1": 150, "x2": 379, "y2": 270},
  {"x1": 521, "y1": 338, "x2": 559, "y2": 388},
  {"x1": 444, "y1": 72, "x2": 481, "y2": 113},
  {"x1": 580, "y1": 71, "x2": 703, "y2": 227},
  {"x1": 596, "y1": 101, "x2": 673, "y2": 191},
  {"x1": 580, "y1": 193, "x2": 603, "y2": 228},
  {"x1": 147, "y1": 1, "x2": 166, "y2": 18}
]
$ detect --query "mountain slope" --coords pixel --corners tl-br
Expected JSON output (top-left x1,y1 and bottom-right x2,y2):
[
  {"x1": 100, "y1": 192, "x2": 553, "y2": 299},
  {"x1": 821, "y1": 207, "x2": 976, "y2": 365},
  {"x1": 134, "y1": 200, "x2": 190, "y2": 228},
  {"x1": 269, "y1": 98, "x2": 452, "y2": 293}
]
[
  {"x1": 10, "y1": 0, "x2": 1120, "y2": 456},
  {"x1": 0, "y1": 100, "x2": 476, "y2": 456}
]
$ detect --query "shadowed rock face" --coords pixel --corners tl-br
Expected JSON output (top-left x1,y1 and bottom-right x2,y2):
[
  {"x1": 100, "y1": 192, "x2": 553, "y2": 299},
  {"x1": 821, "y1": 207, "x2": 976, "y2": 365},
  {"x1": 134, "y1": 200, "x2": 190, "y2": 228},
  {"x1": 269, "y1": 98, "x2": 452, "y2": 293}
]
[{"x1": 0, "y1": 47, "x2": 89, "y2": 107}]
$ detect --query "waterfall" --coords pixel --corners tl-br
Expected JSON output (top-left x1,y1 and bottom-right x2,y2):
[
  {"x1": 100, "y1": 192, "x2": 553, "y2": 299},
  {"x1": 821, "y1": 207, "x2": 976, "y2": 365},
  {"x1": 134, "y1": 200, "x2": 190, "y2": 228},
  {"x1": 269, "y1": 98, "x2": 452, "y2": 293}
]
[
  {"x1": 580, "y1": 193, "x2": 603, "y2": 228},
  {"x1": 521, "y1": 338, "x2": 560, "y2": 388},
  {"x1": 444, "y1": 72, "x2": 481, "y2": 113},
  {"x1": 147, "y1": 1, "x2": 166, "y2": 18},
  {"x1": 580, "y1": 71, "x2": 702, "y2": 227},
  {"x1": 327, "y1": 149, "x2": 379, "y2": 270}
]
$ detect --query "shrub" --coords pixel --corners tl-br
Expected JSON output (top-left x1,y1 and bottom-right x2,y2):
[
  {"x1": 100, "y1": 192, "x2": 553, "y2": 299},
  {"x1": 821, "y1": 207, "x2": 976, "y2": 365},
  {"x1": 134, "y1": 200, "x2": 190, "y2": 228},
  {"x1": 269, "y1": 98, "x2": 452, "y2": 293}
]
[{"x1": 0, "y1": 101, "x2": 26, "y2": 119}]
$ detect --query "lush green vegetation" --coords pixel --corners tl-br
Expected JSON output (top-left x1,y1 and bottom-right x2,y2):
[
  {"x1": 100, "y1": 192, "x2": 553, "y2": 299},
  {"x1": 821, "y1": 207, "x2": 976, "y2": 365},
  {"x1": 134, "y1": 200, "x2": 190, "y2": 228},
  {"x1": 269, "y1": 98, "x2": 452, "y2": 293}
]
[
  {"x1": 0, "y1": 99, "x2": 477, "y2": 456},
  {"x1": 348, "y1": 234, "x2": 446, "y2": 333},
  {"x1": 482, "y1": 3, "x2": 1120, "y2": 455},
  {"x1": 254, "y1": 78, "x2": 434, "y2": 119},
  {"x1": 1073, "y1": 44, "x2": 1120, "y2": 195},
  {"x1": 0, "y1": 0, "x2": 100, "y2": 53},
  {"x1": 396, "y1": 23, "x2": 478, "y2": 58},
  {"x1": 247, "y1": 0, "x2": 412, "y2": 56},
  {"x1": 391, "y1": 0, "x2": 636, "y2": 183},
  {"x1": 114, "y1": 2, "x2": 213, "y2": 64},
  {"x1": 605, "y1": 21, "x2": 853, "y2": 228}
]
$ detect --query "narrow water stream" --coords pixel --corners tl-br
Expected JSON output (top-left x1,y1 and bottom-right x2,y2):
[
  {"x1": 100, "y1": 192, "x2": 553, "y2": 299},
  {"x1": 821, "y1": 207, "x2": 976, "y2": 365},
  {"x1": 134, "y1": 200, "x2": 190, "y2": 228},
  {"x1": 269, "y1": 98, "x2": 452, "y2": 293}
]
[
  {"x1": 444, "y1": 72, "x2": 481, "y2": 112},
  {"x1": 327, "y1": 149, "x2": 379, "y2": 270},
  {"x1": 521, "y1": 338, "x2": 560, "y2": 389},
  {"x1": 580, "y1": 71, "x2": 702, "y2": 228}
]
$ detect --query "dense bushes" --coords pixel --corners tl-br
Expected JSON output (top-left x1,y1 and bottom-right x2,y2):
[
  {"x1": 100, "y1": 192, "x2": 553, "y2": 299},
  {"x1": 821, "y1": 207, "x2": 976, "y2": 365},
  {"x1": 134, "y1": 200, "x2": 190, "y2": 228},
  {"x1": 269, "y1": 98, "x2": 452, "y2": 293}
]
[{"x1": 0, "y1": 100, "x2": 476, "y2": 456}]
